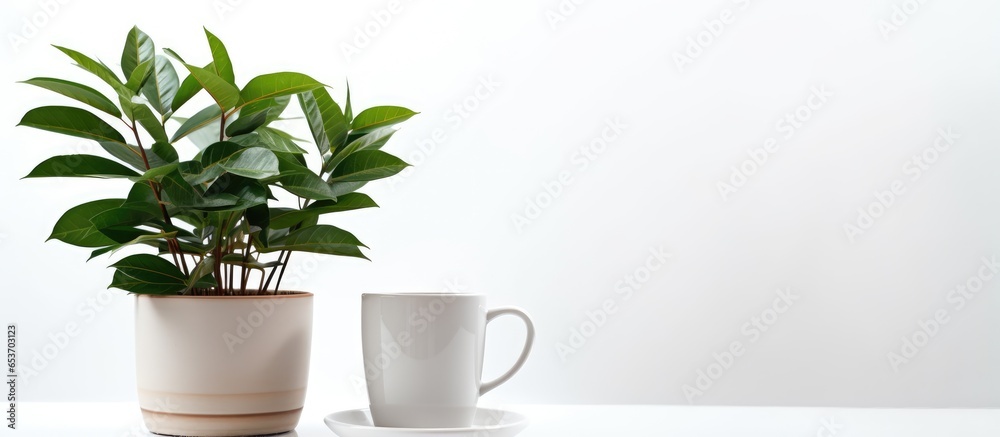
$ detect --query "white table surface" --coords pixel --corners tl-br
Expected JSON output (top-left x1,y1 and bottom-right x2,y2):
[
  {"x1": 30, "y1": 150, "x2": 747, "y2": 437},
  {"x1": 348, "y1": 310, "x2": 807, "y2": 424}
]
[{"x1": 10, "y1": 402, "x2": 1000, "y2": 436}]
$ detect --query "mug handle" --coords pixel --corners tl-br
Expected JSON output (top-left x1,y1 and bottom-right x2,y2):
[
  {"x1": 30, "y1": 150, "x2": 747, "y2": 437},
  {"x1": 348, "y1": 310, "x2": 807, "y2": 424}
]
[{"x1": 480, "y1": 307, "x2": 535, "y2": 396}]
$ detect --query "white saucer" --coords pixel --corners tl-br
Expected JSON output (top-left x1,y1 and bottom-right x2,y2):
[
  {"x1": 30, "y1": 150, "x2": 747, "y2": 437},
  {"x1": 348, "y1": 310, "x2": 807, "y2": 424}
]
[{"x1": 324, "y1": 408, "x2": 528, "y2": 437}]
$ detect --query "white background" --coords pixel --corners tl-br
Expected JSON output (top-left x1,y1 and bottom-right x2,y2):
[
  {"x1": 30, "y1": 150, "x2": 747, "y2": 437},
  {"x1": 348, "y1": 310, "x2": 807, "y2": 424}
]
[{"x1": 1, "y1": 0, "x2": 998, "y2": 409}]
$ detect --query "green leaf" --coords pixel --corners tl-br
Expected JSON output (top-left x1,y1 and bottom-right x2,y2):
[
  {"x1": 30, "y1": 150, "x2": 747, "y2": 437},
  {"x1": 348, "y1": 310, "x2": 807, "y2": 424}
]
[
  {"x1": 344, "y1": 80, "x2": 353, "y2": 122},
  {"x1": 350, "y1": 106, "x2": 416, "y2": 134},
  {"x1": 178, "y1": 159, "x2": 204, "y2": 173},
  {"x1": 239, "y1": 72, "x2": 324, "y2": 110},
  {"x1": 119, "y1": 94, "x2": 136, "y2": 121},
  {"x1": 171, "y1": 62, "x2": 213, "y2": 112},
  {"x1": 182, "y1": 64, "x2": 240, "y2": 110},
  {"x1": 172, "y1": 162, "x2": 263, "y2": 210},
  {"x1": 171, "y1": 104, "x2": 222, "y2": 142},
  {"x1": 194, "y1": 274, "x2": 217, "y2": 288},
  {"x1": 141, "y1": 55, "x2": 179, "y2": 117},
  {"x1": 122, "y1": 182, "x2": 162, "y2": 216},
  {"x1": 191, "y1": 275, "x2": 217, "y2": 290},
  {"x1": 53, "y1": 45, "x2": 129, "y2": 96},
  {"x1": 258, "y1": 127, "x2": 309, "y2": 154},
  {"x1": 185, "y1": 258, "x2": 216, "y2": 290},
  {"x1": 172, "y1": 210, "x2": 207, "y2": 234},
  {"x1": 220, "y1": 147, "x2": 279, "y2": 179},
  {"x1": 262, "y1": 126, "x2": 306, "y2": 142},
  {"x1": 240, "y1": 95, "x2": 289, "y2": 124},
  {"x1": 48, "y1": 199, "x2": 123, "y2": 247},
  {"x1": 89, "y1": 232, "x2": 176, "y2": 261},
  {"x1": 99, "y1": 142, "x2": 144, "y2": 171},
  {"x1": 275, "y1": 154, "x2": 339, "y2": 200},
  {"x1": 202, "y1": 176, "x2": 268, "y2": 211},
  {"x1": 269, "y1": 193, "x2": 377, "y2": 229},
  {"x1": 159, "y1": 169, "x2": 205, "y2": 208},
  {"x1": 204, "y1": 28, "x2": 235, "y2": 84},
  {"x1": 18, "y1": 106, "x2": 126, "y2": 145},
  {"x1": 151, "y1": 141, "x2": 179, "y2": 164},
  {"x1": 99, "y1": 141, "x2": 171, "y2": 172},
  {"x1": 98, "y1": 225, "x2": 154, "y2": 243},
  {"x1": 120, "y1": 26, "x2": 155, "y2": 79},
  {"x1": 163, "y1": 48, "x2": 187, "y2": 64},
  {"x1": 225, "y1": 110, "x2": 268, "y2": 137},
  {"x1": 149, "y1": 146, "x2": 177, "y2": 167},
  {"x1": 345, "y1": 131, "x2": 366, "y2": 145},
  {"x1": 225, "y1": 96, "x2": 290, "y2": 137},
  {"x1": 278, "y1": 172, "x2": 340, "y2": 200},
  {"x1": 125, "y1": 58, "x2": 154, "y2": 92},
  {"x1": 109, "y1": 254, "x2": 186, "y2": 295},
  {"x1": 260, "y1": 225, "x2": 367, "y2": 259},
  {"x1": 191, "y1": 141, "x2": 242, "y2": 184},
  {"x1": 20, "y1": 77, "x2": 121, "y2": 117},
  {"x1": 25, "y1": 155, "x2": 140, "y2": 179},
  {"x1": 309, "y1": 192, "x2": 378, "y2": 212},
  {"x1": 178, "y1": 160, "x2": 206, "y2": 185},
  {"x1": 298, "y1": 87, "x2": 347, "y2": 155},
  {"x1": 230, "y1": 131, "x2": 307, "y2": 155},
  {"x1": 328, "y1": 150, "x2": 409, "y2": 182},
  {"x1": 133, "y1": 163, "x2": 179, "y2": 182},
  {"x1": 133, "y1": 104, "x2": 169, "y2": 143},
  {"x1": 325, "y1": 126, "x2": 396, "y2": 172},
  {"x1": 201, "y1": 141, "x2": 245, "y2": 166},
  {"x1": 90, "y1": 207, "x2": 156, "y2": 231},
  {"x1": 329, "y1": 180, "x2": 368, "y2": 198},
  {"x1": 267, "y1": 208, "x2": 299, "y2": 229},
  {"x1": 153, "y1": 237, "x2": 209, "y2": 257},
  {"x1": 245, "y1": 203, "x2": 270, "y2": 246},
  {"x1": 219, "y1": 253, "x2": 281, "y2": 270},
  {"x1": 183, "y1": 111, "x2": 235, "y2": 149}
]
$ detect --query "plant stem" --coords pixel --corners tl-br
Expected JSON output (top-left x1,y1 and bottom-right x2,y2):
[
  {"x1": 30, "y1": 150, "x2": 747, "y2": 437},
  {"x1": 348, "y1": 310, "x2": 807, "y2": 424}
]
[
  {"x1": 212, "y1": 114, "x2": 231, "y2": 293},
  {"x1": 227, "y1": 236, "x2": 235, "y2": 293},
  {"x1": 128, "y1": 122, "x2": 188, "y2": 276},
  {"x1": 268, "y1": 195, "x2": 320, "y2": 294},
  {"x1": 240, "y1": 234, "x2": 253, "y2": 295},
  {"x1": 262, "y1": 250, "x2": 286, "y2": 292},
  {"x1": 274, "y1": 251, "x2": 291, "y2": 293},
  {"x1": 274, "y1": 253, "x2": 291, "y2": 293},
  {"x1": 271, "y1": 198, "x2": 315, "y2": 293},
  {"x1": 219, "y1": 112, "x2": 226, "y2": 142},
  {"x1": 214, "y1": 218, "x2": 227, "y2": 294},
  {"x1": 175, "y1": 241, "x2": 190, "y2": 275}
]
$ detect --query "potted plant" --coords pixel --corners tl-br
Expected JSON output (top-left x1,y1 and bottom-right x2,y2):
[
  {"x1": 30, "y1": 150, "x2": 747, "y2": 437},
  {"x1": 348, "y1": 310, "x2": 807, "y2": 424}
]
[{"x1": 18, "y1": 26, "x2": 415, "y2": 436}]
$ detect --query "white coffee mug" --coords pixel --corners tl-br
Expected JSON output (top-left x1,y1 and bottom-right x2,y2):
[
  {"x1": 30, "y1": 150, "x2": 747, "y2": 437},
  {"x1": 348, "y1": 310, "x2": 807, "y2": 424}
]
[{"x1": 361, "y1": 293, "x2": 535, "y2": 428}]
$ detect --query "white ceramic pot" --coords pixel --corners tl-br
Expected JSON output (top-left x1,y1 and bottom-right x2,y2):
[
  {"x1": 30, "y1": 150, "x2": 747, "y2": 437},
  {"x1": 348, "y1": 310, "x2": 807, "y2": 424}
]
[{"x1": 135, "y1": 292, "x2": 313, "y2": 436}]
